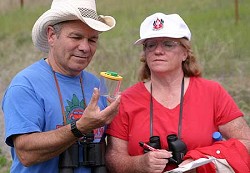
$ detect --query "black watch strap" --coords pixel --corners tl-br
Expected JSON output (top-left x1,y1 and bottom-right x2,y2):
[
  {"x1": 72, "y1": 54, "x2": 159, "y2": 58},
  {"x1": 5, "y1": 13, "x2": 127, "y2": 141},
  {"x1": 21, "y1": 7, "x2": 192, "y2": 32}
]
[{"x1": 70, "y1": 120, "x2": 84, "y2": 138}]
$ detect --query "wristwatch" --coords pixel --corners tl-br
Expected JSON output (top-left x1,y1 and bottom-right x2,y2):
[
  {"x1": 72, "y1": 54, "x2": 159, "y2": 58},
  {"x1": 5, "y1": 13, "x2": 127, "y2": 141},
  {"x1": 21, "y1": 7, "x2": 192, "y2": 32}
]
[{"x1": 70, "y1": 120, "x2": 84, "y2": 138}]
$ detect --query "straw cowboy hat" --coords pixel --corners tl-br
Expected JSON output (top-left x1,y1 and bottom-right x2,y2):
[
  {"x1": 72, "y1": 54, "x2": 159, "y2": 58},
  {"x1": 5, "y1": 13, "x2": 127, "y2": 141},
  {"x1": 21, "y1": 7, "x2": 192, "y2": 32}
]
[{"x1": 32, "y1": 0, "x2": 116, "y2": 53}]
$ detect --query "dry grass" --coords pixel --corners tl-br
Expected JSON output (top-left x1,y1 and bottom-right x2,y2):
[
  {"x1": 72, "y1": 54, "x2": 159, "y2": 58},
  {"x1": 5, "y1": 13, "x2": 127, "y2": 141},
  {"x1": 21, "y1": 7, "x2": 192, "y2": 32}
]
[{"x1": 0, "y1": 0, "x2": 51, "y2": 13}]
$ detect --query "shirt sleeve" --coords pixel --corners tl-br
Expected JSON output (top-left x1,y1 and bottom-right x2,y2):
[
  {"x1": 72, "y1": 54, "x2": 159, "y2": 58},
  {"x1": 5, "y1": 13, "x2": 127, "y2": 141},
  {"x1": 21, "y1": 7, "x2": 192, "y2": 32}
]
[
  {"x1": 213, "y1": 83, "x2": 243, "y2": 126},
  {"x1": 2, "y1": 85, "x2": 44, "y2": 147}
]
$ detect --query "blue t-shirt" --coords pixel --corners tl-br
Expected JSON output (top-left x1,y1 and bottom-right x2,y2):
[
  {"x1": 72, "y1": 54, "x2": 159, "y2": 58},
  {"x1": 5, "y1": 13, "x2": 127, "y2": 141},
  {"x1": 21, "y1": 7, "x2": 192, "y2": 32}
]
[{"x1": 2, "y1": 59, "x2": 107, "y2": 173}]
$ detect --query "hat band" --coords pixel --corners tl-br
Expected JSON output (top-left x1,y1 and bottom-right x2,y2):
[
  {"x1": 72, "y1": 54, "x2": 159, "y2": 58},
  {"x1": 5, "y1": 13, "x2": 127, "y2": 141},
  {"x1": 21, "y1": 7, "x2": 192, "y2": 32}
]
[{"x1": 78, "y1": 8, "x2": 99, "y2": 20}]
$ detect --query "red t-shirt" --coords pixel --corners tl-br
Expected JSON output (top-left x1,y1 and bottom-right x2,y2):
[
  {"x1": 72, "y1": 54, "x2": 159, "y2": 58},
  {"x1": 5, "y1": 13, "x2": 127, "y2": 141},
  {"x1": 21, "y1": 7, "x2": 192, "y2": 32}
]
[{"x1": 106, "y1": 77, "x2": 243, "y2": 157}]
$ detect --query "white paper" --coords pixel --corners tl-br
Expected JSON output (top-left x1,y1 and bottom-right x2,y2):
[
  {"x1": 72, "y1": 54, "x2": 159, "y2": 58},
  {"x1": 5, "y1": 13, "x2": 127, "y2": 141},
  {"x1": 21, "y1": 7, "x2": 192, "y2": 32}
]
[{"x1": 165, "y1": 157, "x2": 215, "y2": 173}]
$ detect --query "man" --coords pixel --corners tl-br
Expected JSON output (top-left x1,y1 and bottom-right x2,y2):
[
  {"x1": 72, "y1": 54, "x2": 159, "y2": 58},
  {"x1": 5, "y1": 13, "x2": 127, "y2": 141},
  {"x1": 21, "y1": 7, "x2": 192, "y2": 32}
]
[{"x1": 2, "y1": 0, "x2": 119, "y2": 172}]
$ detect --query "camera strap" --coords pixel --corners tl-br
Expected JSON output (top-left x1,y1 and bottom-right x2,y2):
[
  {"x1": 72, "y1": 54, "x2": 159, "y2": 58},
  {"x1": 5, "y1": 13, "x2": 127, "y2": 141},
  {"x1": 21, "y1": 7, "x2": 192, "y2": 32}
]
[
  {"x1": 48, "y1": 58, "x2": 87, "y2": 125},
  {"x1": 150, "y1": 76, "x2": 185, "y2": 138}
]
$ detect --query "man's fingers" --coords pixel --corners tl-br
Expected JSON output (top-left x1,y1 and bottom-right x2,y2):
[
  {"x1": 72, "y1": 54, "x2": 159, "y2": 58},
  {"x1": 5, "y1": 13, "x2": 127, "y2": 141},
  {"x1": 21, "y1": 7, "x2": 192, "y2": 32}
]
[
  {"x1": 87, "y1": 88, "x2": 100, "y2": 109},
  {"x1": 101, "y1": 95, "x2": 120, "y2": 119}
]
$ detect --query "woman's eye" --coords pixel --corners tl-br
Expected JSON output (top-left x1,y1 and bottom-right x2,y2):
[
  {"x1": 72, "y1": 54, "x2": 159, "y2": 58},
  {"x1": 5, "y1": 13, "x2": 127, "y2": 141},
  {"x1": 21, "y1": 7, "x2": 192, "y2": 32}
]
[
  {"x1": 163, "y1": 41, "x2": 174, "y2": 47},
  {"x1": 147, "y1": 42, "x2": 156, "y2": 48}
]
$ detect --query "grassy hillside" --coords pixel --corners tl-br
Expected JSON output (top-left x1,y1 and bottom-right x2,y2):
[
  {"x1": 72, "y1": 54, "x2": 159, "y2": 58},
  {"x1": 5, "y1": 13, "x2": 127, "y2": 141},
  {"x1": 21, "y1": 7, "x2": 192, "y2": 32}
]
[
  {"x1": 1, "y1": 0, "x2": 250, "y2": 90},
  {"x1": 0, "y1": 0, "x2": 249, "y2": 171}
]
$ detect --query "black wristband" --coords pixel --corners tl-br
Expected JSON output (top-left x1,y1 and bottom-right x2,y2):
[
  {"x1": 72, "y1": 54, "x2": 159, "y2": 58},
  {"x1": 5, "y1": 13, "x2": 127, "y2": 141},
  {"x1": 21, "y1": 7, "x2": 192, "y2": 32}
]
[{"x1": 70, "y1": 120, "x2": 84, "y2": 138}]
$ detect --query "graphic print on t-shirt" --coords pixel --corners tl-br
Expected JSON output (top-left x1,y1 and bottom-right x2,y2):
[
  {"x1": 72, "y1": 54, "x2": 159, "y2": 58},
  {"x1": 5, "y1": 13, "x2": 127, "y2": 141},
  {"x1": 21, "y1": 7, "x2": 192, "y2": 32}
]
[
  {"x1": 63, "y1": 94, "x2": 104, "y2": 141},
  {"x1": 65, "y1": 94, "x2": 85, "y2": 123}
]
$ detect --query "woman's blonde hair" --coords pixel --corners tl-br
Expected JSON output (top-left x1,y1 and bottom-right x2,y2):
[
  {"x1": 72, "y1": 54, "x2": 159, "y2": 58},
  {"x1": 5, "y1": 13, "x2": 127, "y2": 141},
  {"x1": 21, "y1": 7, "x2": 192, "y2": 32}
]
[{"x1": 138, "y1": 38, "x2": 202, "y2": 81}]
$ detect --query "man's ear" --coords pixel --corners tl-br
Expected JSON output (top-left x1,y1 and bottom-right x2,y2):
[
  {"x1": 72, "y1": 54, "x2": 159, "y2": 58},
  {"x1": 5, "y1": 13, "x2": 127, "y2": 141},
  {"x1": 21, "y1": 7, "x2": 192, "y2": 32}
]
[{"x1": 47, "y1": 26, "x2": 57, "y2": 46}]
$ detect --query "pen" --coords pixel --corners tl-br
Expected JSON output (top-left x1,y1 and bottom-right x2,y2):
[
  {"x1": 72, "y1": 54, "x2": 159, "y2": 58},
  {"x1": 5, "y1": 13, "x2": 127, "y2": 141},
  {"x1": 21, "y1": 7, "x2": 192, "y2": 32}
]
[
  {"x1": 139, "y1": 141, "x2": 158, "y2": 151},
  {"x1": 139, "y1": 141, "x2": 178, "y2": 164}
]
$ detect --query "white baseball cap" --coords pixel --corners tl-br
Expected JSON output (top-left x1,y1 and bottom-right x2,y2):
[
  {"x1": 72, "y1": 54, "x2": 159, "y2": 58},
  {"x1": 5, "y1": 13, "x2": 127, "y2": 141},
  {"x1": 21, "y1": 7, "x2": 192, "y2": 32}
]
[
  {"x1": 32, "y1": 0, "x2": 116, "y2": 53},
  {"x1": 134, "y1": 12, "x2": 191, "y2": 45}
]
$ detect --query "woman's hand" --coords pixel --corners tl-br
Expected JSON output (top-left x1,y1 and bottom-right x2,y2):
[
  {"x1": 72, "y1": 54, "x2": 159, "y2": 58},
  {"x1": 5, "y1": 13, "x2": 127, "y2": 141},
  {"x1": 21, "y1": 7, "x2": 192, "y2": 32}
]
[{"x1": 139, "y1": 149, "x2": 172, "y2": 173}]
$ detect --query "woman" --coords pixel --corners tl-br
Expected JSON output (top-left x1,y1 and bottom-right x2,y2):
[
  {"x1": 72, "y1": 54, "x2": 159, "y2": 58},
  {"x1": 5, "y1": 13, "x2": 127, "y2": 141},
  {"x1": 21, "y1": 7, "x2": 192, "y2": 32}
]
[{"x1": 105, "y1": 12, "x2": 250, "y2": 173}]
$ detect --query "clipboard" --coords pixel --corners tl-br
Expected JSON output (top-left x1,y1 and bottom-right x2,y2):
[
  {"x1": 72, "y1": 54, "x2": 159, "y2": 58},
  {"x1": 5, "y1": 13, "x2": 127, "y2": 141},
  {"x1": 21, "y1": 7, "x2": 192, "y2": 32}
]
[{"x1": 165, "y1": 157, "x2": 215, "y2": 173}]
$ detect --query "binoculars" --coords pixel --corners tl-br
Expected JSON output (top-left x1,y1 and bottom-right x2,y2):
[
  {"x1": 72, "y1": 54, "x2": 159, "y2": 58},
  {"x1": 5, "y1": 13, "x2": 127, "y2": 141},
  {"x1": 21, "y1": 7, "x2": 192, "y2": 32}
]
[
  {"x1": 167, "y1": 134, "x2": 187, "y2": 164},
  {"x1": 58, "y1": 132, "x2": 107, "y2": 173},
  {"x1": 144, "y1": 134, "x2": 187, "y2": 165}
]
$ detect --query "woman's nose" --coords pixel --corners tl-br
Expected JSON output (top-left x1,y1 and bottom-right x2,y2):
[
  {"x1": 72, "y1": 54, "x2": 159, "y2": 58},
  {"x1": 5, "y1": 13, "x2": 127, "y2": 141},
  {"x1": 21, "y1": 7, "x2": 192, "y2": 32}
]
[{"x1": 154, "y1": 42, "x2": 165, "y2": 52}]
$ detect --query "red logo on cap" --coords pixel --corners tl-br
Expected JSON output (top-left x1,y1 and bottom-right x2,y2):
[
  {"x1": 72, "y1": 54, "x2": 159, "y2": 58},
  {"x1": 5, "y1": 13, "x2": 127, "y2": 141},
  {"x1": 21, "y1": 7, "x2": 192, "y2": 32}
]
[{"x1": 153, "y1": 18, "x2": 164, "y2": 30}]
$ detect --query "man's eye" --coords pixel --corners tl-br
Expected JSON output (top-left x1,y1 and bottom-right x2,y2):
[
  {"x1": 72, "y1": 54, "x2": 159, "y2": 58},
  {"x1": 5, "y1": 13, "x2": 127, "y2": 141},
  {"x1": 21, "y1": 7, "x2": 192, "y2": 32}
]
[
  {"x1": 89, "y1": 39, "x2": 97, "y2": 43},
  {"x1": 70, "y1": 36, "x2": 81, "y2": 40}
]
